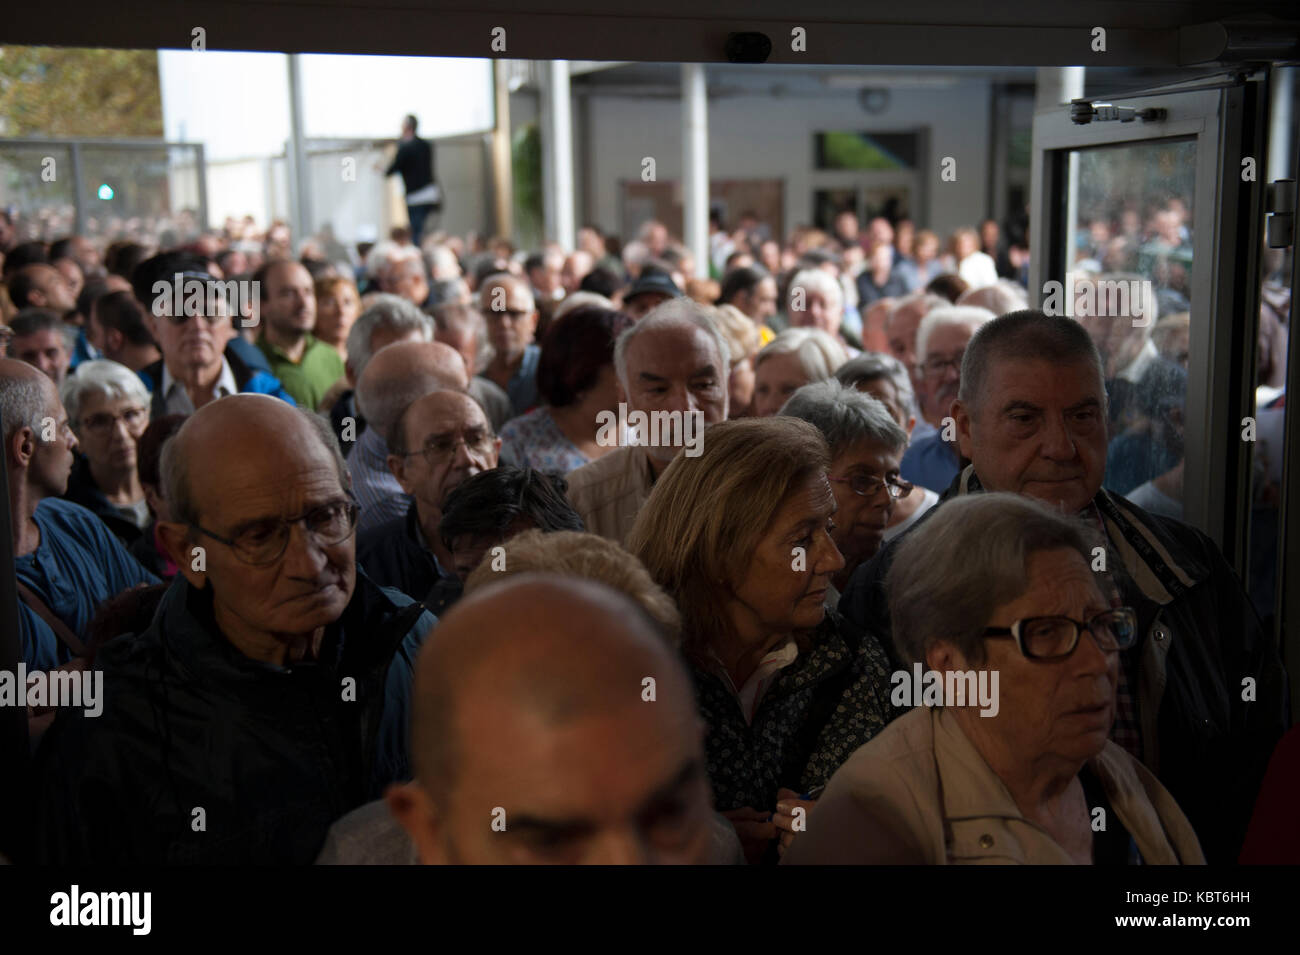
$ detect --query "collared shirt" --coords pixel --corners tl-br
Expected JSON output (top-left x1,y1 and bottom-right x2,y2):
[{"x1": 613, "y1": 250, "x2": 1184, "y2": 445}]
[
  {"x1": 480, "y1": 343, "x2": 541, "y2": 417},
  {"x1": 15, "y1": 498, "x2": 159, "y2": 670},
  {"x1": 257, "y1": 334, "x2": 346, "y2": 410},
  {"x1": 565, "y1": 444, "x2": 657, "y2": 545},
  {"x1": 160, "y1": 356, "x2": 239, "y2": 415},
  {"x1": 707, "y1": 639, "x2": 800, "y2": 725},
  {"x1": 349, "y1": 426, "x2": 409, "y2": 534}
]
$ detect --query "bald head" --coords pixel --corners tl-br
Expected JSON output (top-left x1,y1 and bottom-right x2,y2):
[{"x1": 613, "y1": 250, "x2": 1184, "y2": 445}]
[
  {"x1": 0, "y1": 357, "x2": 56, "y2": 444},
  {"x1": 355, "y1": 340, "x2": 469, "y2": 443},
  {"x1": 395, "y1": 574, "x2": 712, "y2": 864},
  {"x1": 158, "y1": 394, "x2": 356, "y2": 662}
]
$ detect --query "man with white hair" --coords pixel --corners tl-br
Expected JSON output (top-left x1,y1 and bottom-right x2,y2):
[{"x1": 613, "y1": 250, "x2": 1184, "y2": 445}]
[
  {"x1": 565, "y1": 299, "x2": 730, "y2": 544},
  {"x1": 381, "y1": 250, "x2": 431, "y2": 309},
  {"x1": 901, "y1": 305, "x2": 995, "y2": 493},
  {"x1": 787, "y1": 268, "x2": 854, "y2": 354}
]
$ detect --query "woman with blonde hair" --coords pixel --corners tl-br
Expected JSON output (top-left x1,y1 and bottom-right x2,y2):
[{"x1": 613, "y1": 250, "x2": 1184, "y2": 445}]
[{"x1": 628, "y1": 416, "x2": 895, "y2": 863}]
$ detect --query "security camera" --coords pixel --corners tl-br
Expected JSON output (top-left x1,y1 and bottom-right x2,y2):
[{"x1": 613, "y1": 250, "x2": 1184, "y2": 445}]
[{"x1": 725, "y1": 32, "x2": 772, "y2": 63}]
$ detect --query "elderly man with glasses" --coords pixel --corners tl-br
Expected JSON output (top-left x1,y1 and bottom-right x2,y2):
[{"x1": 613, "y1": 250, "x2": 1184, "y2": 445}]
[
  {"x1": 899, "y1": 305, "x2": 995, "y2": 493},
  {"x1": 35, "y1": 394, "x2": 436, "y2": 864},
  {"x1": 131, "y1": 252, "x2": 294, "y2": 419},
  {"x1": 356, "y1": 389, "x2": 501, "y2": 615}
]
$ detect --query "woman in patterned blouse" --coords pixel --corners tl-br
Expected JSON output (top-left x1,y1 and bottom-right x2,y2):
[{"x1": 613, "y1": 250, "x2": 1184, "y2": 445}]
[
  {"x1": 629, "y1": 416, "x2": 898, "y2": 864},
  {"x1": 498, "y1": 306, "x2": 623, "y2": 474}
]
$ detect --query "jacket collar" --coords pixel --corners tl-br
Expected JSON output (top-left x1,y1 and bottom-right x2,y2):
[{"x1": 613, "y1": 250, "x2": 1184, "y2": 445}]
[{"x1": 953, "y1": 465, "x2": 1207, "y2": 605}]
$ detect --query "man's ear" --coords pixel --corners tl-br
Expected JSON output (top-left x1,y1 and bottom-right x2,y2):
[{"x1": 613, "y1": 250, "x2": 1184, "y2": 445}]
[
  {"x1": 952, "y1": 399, "x2": 974, "y2": 459},
  {"x1": 158, "y1": 520, "x2": 207, "y2": 589},
  {"x1": 387, "y1": 453, "x2": 414, "y2": 494},
  {"x1": 105, "y1": 328, "x2": 125, "y2": 355},
  {"x1": 386, "y1": 782, "x2": 446, "y2": 865},
  {"x1": 9, "y1": 426, "x2": 36, "y2": 471}
]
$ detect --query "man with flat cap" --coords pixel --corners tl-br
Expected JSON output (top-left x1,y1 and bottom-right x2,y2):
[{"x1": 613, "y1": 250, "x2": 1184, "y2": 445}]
[{"x1": 35, "y1": 394, "x2": 436, "y2": 864}]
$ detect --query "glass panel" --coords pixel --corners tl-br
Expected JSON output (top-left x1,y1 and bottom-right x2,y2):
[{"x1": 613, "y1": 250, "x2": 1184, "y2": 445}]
[
  {"x1": 1061, "y1": 139, "x2": 1198, "y2": 527},
  {"x1": 77, "y1": 144, "x2": 205, "y2": 246},
  {"x1": 0, "y1": 143, "x2": 76, "y2": 241}
]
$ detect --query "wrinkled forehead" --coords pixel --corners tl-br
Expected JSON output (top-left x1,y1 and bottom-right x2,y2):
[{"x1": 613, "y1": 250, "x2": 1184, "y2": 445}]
[
  {"x1": 406, "y1": 392, "x2": 486, "y2": 441},
  {"x1": 980, "y1": 355, "x2": 1106, "y2": 408},
  {"x1": 628, "y1": 323, "x2": 722, "y2": 375}
]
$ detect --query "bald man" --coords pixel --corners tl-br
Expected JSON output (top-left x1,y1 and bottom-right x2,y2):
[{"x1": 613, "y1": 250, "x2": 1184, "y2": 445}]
[
  {"x1": 478, "y1": 273, "x2": 540, "y2": 416},
  {"x1": 348, "y1": 339, "x2": 468, "y2": 532},
  {"x1": 388, "y1": 575, "x2": 720, "y2": 864},
  {"x1": 34, "y1": 394, "x2": 436, "y2": 864},
  {"x1": 356, "y1": 389, "x2": 500, "y2": 614},
  {"x1": 2, "y1": 359, "x2": 156, "y2": 676}
]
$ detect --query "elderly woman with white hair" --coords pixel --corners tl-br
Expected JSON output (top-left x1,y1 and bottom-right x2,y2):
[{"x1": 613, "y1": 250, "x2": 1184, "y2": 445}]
[
  {"x1": 786, "y1": 268, "x2": 857, "y2": 355},
  {"x1": 781, "y1": 380, "x2": 911, "y2": 604},
  {"x1": 59, "y1": 359, "x2": 153, "y2": 545},
  {"x1": 751, "y1": 327, "x2": 848, "y2": 418},
  {"x1": 783, "y1": 493, "x2": 1204, "y2": 865}
]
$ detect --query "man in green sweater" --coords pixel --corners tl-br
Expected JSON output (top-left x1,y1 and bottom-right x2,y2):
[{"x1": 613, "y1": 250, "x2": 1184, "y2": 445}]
[{"x1": 255, "y1": 259, "x2": 345, "y2": 410}]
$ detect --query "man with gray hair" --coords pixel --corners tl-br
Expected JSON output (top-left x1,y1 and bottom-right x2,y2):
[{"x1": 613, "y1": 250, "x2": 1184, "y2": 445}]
[
  {"x1": 34, "y1": 394, "x2": 436, "y2": 864},
  {"x1": 326, "y1": 293, "x2": 432, "y2": 453},
  {"x1": 839, "y1": 309, "x2": 1286, "y2": 864},
  {"x1": 566, "y1": 298, "x2": 730, "y2": 544},
  {"x1": 780, "y1": 380, "x2": 910, "y2": 606},
  {"x1": 349, "y1": 340, "x2": 468, "y2": 533},
  {"x1": 901, "y1": 304, "x2": 995, "y2": 493},
  {"x1": 2, "y1": 359, "x2": 156, "y2": 680}
]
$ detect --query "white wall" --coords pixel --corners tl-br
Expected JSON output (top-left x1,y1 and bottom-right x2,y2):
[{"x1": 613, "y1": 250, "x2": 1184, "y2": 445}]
[{"x1": 583, "y1": 80, "x2": 992, "y2": 242}]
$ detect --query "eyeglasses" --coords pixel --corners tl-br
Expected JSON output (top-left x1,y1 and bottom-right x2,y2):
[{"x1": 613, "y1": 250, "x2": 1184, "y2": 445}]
[
  {"x1": 162, "y1": 310, "x2": 229, "y2": 327},
  {"x1": 189, "y1": 496, "x2": 359, "y2": 566},
  {"x1": 398, "y1": 430, "x2": 496, "y2": 466},
  {"x1": 828, "y1": 473, "x2": 913, "y2": 500},
  {"x1": 983, "y1": 607, "x2": 1138, "y2": 661},
  {"x1": 79, "y1": 406, "x2": 148, "y2": 437},
  {"x1": 919, "y1": 355, "x2": 963, "y2": 377}
]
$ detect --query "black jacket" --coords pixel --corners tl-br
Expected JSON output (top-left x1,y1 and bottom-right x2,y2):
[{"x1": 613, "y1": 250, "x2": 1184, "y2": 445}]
[
  {"x1": 33, "y1": 569, "x2": 435, "y2": 864},
  {"x1": 839, "y1": 467, "x2": 1288, "y2": 864},
  {"x1": 61, "y1": 454, "x2": 146, "y2": 547},
  {"x1": 356, "y1": 502, "x2": 462, "y2": 617},
  {"x1": 386, "y1": 136, "x2": 436, "y2": 197}
]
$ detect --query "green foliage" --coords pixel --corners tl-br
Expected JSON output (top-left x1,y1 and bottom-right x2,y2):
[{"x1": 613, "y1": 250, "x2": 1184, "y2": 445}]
[
  {"x1": 0, "y1": 47, "x2": 163, "y2": 137},
  {"x1": 511, "y1": 122, "x2": 543, "y2": 248}
]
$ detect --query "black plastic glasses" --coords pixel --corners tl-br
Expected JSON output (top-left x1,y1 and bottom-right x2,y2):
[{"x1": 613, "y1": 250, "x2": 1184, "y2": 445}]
[
  {"x1": 189, "y1": 496, "x2": 359, "y2": 566},
  {"x1": 983, "y1": 607, "x2": 1139, "y2": 661}
]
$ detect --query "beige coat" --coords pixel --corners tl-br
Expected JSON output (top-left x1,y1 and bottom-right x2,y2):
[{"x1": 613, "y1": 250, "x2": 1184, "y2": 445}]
[
  {"x1": 782, "y1": 707, "x2": 1205, "y2": 865},
  {"x1": 565, "y1": 444, "x2": 656, "y2": 545}
]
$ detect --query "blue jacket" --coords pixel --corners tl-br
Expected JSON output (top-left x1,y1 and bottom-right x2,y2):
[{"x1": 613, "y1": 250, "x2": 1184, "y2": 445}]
[
  {"x1": 15, "y1": 498, "x2": 158, "y2": 670},
  {"x1": 33, "y1": 569, "x2": 436, "y2": 864},
  {"x1": 138, "y1": 344, "x2": 295, "y2": 419}
]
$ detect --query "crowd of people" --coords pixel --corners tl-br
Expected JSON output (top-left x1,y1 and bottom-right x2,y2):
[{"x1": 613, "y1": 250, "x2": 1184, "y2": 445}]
[{"x1": 0, "y1": 194, "x2": 1295, "y2": 866}]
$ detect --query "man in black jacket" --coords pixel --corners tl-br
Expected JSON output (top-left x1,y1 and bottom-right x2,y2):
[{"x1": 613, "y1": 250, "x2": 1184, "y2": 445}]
[
  {"x1": 384, "y1": 114, "x2": 440, "y2": 244},
  {"x1": 839, "y1": 310, "x2": 1287, "y2": 863},
  {"x1": 34, "y1": 395, "x2": 436, "y2": 864}
]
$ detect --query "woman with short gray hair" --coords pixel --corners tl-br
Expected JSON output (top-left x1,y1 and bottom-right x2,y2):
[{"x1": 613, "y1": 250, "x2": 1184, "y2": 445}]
[
  {"x1": 752, "y1": 327, "x2": 847, "y2": 418},
  {"x1": 60, "y1": 359, "x2": 153, "y2": 545},
  {"x1": 784, "y1": 492, "x2": 1203, "y2": 865},
  {"x1": 781, "y1": 380, "x2": 910, "y2": 600}
]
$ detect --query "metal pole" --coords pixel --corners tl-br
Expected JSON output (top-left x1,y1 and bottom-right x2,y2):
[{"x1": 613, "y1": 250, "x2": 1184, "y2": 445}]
[
  {"x1": 682, "y1": 63, "x2": 710, "y2": 279},
  {"x1": 287, "y1": 53, "x2": 313, "y2": 252},
  {"x1": 541, "y1": 60, "x2": 574, "y2": 249},
  {"x1": 0, "y1": 408, "x2": 32, "y2": 863},
  {"x1": 195, "y1": 142, "x2": 210, "y2": 233},
  {"x1": 68, "y1": 142, "x2": 87, "y2": 238},
  {"x1": 491, "y1": 59, "x2": 514, "y2": 240},
  {"x1": 1268, "y1": 67, "x2": 1294, "y2": 182}
]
